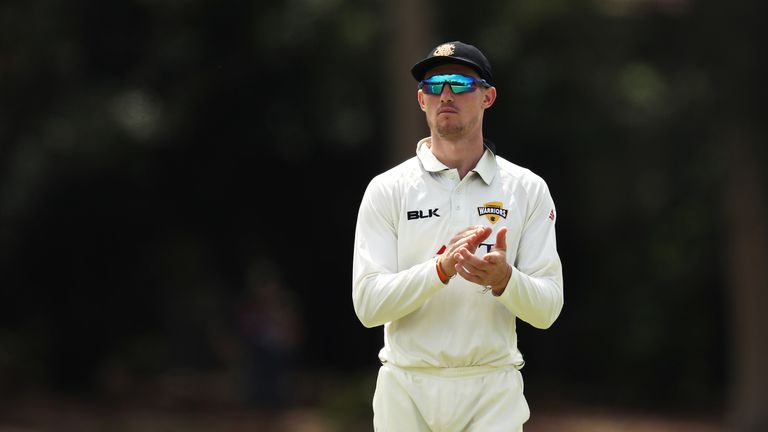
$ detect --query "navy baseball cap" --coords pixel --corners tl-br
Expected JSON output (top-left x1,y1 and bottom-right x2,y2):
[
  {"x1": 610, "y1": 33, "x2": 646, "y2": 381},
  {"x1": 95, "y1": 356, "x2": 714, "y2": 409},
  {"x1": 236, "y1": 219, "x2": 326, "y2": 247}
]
[{"x1": 410, "y1": 41, "x2": 494, "y2": 85}]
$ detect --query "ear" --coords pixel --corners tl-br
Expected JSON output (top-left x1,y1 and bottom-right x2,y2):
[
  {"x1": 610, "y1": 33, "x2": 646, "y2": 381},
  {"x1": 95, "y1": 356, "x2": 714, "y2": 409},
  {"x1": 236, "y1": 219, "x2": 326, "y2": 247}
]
[
  {"x1": 417, "y1": 89, "x2": 427, "y2": 112},
  {"x1": 482, "y1": 87, "x2": 497, "y2": 109}
]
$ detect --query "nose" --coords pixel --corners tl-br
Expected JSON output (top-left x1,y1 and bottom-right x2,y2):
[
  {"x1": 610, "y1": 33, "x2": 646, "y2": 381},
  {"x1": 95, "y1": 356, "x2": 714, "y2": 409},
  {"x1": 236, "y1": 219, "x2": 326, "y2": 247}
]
[{"x1": 440, "y1": 83, "x2": 455, "y2": 102}]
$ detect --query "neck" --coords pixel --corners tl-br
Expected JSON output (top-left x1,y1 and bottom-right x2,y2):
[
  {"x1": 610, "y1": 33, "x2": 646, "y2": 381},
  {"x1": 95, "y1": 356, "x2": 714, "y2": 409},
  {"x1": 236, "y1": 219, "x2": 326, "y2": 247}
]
[{"x1": 429, "y1": 135, "x2": 485, "y2": 179}]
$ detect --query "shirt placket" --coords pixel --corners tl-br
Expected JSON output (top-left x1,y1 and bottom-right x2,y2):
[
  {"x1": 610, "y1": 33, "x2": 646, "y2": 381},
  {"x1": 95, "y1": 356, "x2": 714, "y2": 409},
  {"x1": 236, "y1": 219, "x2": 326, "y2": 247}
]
[{"x1": 449, "y1": 171, "x2": 474, "y2": 229}]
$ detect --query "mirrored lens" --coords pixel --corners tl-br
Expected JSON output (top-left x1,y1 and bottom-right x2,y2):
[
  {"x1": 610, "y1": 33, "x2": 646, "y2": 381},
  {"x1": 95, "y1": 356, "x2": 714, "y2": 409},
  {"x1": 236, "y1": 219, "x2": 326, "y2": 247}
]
[
  {"x1": 421, "y1": 74, "x2": 478, "y2": 95},
  {"x1": 423, "y1": 83, "x2": 449, "y2": 94}
]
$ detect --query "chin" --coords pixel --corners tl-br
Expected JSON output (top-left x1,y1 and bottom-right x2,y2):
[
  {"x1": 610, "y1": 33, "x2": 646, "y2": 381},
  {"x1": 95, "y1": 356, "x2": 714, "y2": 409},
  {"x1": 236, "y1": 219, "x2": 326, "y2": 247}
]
[{"x1": 436, "y1": 125, "x2": 465, "y2": 139}]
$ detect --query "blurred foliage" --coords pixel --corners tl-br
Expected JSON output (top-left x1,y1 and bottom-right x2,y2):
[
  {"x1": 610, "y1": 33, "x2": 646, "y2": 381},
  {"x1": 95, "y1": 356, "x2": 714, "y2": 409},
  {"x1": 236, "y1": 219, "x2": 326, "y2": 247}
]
[{"x1": 1, "y1": 0, "x2": 766, "y2": 417}]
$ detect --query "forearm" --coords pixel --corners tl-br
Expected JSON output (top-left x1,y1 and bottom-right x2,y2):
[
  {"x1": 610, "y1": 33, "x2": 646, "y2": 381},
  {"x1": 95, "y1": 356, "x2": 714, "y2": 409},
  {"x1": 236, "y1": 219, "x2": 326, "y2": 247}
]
[
  {"x1": 353, "y1": 257, "x2": 444, "y2": 328},
  {"x1": 496, "y1": 264, "x2": 563, "y2": 329}
]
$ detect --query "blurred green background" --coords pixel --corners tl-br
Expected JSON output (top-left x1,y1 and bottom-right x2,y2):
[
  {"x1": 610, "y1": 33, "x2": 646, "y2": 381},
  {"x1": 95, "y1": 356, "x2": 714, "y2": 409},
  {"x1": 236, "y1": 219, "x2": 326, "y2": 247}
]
[{"x1": 1, "y1": 0, "x2": 766, "y2": 431}]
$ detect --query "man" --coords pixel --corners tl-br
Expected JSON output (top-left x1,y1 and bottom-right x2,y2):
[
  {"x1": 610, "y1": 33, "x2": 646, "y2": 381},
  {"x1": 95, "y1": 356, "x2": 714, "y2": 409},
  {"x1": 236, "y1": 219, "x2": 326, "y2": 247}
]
[{"x1": 352, "y1": 41, "x2": 564, "y2": 431}]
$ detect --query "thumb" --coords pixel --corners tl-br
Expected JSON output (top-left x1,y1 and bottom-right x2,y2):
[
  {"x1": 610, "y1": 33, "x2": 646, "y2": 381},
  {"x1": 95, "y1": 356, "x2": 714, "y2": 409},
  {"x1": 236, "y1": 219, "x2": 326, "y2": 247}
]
[{"x1": 493, "y1": 227, "x2": 508, "y2": 252}]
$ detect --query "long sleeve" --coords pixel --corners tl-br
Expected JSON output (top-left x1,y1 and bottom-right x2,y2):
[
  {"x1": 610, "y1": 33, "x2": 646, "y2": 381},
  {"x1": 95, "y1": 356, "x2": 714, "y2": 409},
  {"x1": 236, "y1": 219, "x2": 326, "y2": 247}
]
[
  {"x1": 496, "y1": 180, "x2": 564, "y2": 329},
  {"x1": 352, "y1": 174, "x2": 445, "y2": 328}
]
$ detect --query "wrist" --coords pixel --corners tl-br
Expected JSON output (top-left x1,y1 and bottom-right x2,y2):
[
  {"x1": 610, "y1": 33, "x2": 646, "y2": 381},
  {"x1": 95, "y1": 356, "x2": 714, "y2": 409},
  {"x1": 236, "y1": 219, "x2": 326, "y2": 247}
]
[
  {"x1": 491, "y1": 264, "x2": 512, "y2": 296},
  {"x1": 436, "y1": 256, "x2": 453, "y2": 284}
]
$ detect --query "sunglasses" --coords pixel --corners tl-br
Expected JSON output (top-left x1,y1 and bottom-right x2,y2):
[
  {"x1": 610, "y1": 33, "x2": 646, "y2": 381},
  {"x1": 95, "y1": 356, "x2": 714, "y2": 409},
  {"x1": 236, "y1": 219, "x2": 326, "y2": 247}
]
[{"x1": 419, "y1": 74, "x2": 491, "y2": 95}]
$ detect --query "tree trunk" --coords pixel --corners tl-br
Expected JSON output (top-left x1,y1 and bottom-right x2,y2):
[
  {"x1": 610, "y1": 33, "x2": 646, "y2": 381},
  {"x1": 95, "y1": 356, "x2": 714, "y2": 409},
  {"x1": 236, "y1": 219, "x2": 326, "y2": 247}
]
[
  {"x1": 723, "y1": 127, "x2": 768, "y2": 432},
  {"x1": 384, "y1": 0, "x2": 433, "y2": 165}
]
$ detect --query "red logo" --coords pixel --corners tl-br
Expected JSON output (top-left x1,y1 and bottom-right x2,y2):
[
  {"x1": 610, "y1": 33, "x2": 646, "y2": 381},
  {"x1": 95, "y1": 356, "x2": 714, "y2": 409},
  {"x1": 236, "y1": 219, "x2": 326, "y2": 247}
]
[{"x1": 548, "y1": 209, "x2": 556, "y2": 221}]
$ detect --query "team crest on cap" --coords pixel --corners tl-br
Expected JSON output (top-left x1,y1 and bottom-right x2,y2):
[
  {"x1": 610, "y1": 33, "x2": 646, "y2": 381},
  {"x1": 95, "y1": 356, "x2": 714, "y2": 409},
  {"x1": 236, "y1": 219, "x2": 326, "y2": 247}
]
[
  {"x1": 433, "y1": 43, "x2": 456, "y2": 56},
  {"x1": 477, "y1": 201, "x2": 508, "y2": 224}
]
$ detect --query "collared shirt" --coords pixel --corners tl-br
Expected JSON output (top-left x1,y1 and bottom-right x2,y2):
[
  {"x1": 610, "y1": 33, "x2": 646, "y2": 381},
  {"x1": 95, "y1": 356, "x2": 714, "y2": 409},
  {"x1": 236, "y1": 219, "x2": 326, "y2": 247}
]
[{"x1": 352, "y1": 137, "x2": 563, "y2": 369}]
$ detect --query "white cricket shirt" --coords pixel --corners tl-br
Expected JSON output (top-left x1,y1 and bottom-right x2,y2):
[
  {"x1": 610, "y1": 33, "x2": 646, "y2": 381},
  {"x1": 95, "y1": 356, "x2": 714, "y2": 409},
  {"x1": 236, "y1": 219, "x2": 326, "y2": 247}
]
[{"x1": 352, "y1": 137, "x2": 563, "y2": 369}]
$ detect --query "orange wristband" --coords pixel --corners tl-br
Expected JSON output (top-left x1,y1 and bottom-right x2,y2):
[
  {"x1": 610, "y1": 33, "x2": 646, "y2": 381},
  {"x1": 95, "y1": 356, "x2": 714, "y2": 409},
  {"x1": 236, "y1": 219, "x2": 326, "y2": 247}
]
[{"x1": 436, "y1": 257, "x2": 451, "y2": 284}]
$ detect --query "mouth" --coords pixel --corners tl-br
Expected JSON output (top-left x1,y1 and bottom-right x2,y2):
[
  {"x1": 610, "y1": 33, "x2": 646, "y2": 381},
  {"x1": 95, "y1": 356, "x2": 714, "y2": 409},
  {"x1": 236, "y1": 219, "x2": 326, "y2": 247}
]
[{"x1": 438, "y1": 107, "x2": 458, "y2": 115}]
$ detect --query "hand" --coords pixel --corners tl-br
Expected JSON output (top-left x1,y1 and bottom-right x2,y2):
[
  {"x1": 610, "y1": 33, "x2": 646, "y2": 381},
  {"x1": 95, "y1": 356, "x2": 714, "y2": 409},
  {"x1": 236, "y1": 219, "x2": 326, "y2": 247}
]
[
  {"x1": 438, "y1": 225, "x2": 493, "y2": 279},
  {"x1": 453, "y1": 227, "x2": 512, "y2": 295}
]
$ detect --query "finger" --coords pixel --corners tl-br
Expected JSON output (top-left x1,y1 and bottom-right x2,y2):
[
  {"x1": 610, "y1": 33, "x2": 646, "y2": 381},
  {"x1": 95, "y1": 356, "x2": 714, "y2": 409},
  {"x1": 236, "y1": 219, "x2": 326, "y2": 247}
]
[
  {"x1": 450, "y1": 225, "x2": 485, "y2": 243},
  {"x1": 448, "y1": 232, "x2": 475, "y2": 250},
  {"x1": 472, "y1": 226, "x2": 493, "y2": 245},
  {"x1": 448, "y1": 226, "x2": 491, "y2": 253},
  {"x1": 452, "y1": 230, "x2": 486, "y2": 254},
  {"x1": 455, "y1": 249, "x2": 490, "y2": 273},
  {"x1": 493, "y1": 227, "x2": 508, "y2": 252},
  {"x1": 454, "y1": 247, "x2": 480, "y2": 262},
  {"x1": 460, "y1": 227, "x2": 491, "y2": 253},
  {"x1": 454, "y1": 262, "x2": 483, "y2": 283},
  {"x1": 483, "y1": 251, "x2": 505, "y2": 265}
]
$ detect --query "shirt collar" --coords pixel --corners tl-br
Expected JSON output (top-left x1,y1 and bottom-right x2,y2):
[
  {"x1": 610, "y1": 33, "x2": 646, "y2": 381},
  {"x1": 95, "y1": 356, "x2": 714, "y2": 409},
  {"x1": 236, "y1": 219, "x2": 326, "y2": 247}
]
[
  {"x1": 416, "y1": 137, "x2": 497, "y2": 185},
  {"x1": 416, "y1": 138, "x2": 448, "y2": 172},
  {"x1": 473, "y1": 147, "x2": 497, "y2": 185}
]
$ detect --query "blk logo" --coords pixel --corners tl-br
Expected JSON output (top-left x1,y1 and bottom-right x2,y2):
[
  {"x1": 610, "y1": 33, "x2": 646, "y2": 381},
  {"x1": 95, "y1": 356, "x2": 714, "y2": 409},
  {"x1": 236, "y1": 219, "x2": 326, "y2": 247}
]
[{"x1": 407, "y1": 208, "x2": 440, "y2": 220}]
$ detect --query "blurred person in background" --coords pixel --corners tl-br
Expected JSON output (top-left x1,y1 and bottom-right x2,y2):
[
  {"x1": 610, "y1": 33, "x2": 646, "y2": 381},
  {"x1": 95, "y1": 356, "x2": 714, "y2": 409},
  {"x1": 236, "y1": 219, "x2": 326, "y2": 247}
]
[
  {"x1": 352, "y1": 41, "x2": 564, "y2": 431},
  {"x1": 236, "y1": 258, "x2": 302, "y2": 411}
]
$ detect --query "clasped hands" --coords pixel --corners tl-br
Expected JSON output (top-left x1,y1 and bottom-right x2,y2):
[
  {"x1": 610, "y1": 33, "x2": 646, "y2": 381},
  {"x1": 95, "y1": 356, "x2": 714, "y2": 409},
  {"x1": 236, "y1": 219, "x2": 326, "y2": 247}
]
[{"x1": 437, "y1": 225, "x2": 512, "y2": 296}]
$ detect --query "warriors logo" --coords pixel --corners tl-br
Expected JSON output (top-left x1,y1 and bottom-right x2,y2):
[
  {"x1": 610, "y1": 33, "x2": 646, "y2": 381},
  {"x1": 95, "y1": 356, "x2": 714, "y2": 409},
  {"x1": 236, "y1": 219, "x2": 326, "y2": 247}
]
[
  {"x1": 477, "y1": 201, "x2": 508, "y2": 224},
  {"x1": 433, "y1": 43, "x2": 456, "y2": 57}
]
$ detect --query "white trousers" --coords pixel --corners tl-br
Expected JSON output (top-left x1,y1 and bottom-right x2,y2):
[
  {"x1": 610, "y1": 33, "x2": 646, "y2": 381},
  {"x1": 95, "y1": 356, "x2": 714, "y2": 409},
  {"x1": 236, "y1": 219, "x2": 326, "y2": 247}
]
[{"x1": 372, "y1": 363, "x2": 529, "y2": 432}]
